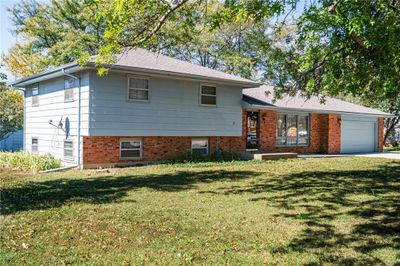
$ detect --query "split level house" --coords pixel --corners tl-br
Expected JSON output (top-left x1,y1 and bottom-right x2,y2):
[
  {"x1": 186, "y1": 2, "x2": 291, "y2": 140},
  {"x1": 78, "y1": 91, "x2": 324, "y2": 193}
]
[{"x1": 11, "y1": 49, "x2": 394, "y2": 168}]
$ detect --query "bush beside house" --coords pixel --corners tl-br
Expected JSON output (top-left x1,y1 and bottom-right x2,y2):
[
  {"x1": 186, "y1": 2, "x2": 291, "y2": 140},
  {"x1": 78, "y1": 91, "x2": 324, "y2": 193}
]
[{"x1": 0, "y1": 151, "x2": 61, "y2": 172}]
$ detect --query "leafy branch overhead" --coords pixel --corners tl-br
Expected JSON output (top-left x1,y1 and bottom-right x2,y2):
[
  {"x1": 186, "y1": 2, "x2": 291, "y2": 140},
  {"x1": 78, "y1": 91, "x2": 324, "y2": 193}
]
[
  {"x1": 3, "y1": 0, "x2": 287, "y2": 77},
  {"x1": 3, "y1": 0, "x2": 400, "y2": 140}
]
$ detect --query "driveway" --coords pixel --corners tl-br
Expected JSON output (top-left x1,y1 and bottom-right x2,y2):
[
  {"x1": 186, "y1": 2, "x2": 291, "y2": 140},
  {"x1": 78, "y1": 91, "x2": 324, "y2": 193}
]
[
  {"x1": 354, "y1": 152, "x2": 400, "y2": 160},
  {"x1": 299, "y1": 152, "x2": 400, "y2": 160}
]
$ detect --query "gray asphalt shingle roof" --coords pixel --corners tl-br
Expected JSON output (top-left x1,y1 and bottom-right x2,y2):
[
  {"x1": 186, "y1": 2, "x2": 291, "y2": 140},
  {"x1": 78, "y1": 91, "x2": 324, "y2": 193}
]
[
  {"x1": 108, "y1": 48, "x2": 259, "y2": 86},
  {"x1": 243, "y1": 85, "x2": 393, "y2": 117},
  {"x1": 10, "y1": 48, "x2": 260, "y2": 87}
]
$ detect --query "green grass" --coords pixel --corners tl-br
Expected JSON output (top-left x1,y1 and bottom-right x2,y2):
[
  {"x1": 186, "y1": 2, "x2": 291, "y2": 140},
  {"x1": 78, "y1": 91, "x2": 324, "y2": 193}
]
[
  {"x1": 384, "y1": 146, "x2": 400, "y2": 154},
  {"x1": 1, "y1": 157, "x2": 399, "y2": 265}
]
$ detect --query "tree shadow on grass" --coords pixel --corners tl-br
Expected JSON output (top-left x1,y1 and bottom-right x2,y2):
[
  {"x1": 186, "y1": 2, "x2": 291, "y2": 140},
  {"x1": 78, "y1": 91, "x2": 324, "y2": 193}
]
[
  {"x1": 1, "y1": 170, "x2": 258, "y2": 216},
  {"x1": 207, "y1": 161, "x2": 400, "y2": 265}
]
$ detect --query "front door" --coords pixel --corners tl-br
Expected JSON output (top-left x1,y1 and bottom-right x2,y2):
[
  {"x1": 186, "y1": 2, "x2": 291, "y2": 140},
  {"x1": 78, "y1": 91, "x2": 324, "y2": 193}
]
[{"x1": 246, "y1": 111, "x2": 259, "y2": 149}]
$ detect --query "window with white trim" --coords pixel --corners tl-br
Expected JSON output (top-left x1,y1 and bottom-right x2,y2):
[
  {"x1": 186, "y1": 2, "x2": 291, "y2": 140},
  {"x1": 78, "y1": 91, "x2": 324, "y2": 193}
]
[
  {"x1": 64, "y1": 77, "x2": 75, "y2": 102},
  {"x1": 64, "y1": 140, "x2": 74, "y2": 160},
  {"x1": 276, "y1": 114, "x2": 309, "y2": 146},
  {"x1": 120, "y1": 139, "x2": 142, "y2": 159},
  {"x1": 191, "y1": 138, "x2": 209, "y2": 155},
  {"x1": 32, "y1": 86, "x2": 39, "y2": 107},
  {"x1": 200, "y1": 85, "x2": 216, "y2": 106},
  {"x1": 32, "y1": 138, "x2": 39, "y2": 154},
  {"x1": 128, "y1": 77, "x2": 149, "y2": 101}
]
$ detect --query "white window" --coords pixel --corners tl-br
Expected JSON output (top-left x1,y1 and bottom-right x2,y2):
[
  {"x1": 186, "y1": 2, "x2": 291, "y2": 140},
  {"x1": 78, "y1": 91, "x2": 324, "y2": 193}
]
[
  {"x1": 32, "y1": 138, "x2": 39, "y2": 154},
  {"x1": 191, "y1": 138, "x2": 209, "y2": 155},
  {"x1": 120, "y1": 139, "x2": 142, "y2": 159},
  {"x1": 32, "y1": 86, "x2": 39, "y2": 107},
  {"x1": 200, "y1": 85, "x2": 217, "y2": 106},
  {"x1": 276, "y1": 114, "x2": 309, "y2": 146},
  {"x1": 128, "y1": 77, "x2": 149, "y2": 101},
  {"x1": 64, "y1": 78, "x2": 75, "y2": 102},
  {"x1": 64, "y1": 140, "x2": 74, "y2": 160}
]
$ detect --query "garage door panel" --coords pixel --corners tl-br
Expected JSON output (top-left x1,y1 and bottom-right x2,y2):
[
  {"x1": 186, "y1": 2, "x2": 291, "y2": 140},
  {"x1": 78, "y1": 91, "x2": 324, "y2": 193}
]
[{"x1": 341, "y1": 120, "x2": 376, "y2": 153}]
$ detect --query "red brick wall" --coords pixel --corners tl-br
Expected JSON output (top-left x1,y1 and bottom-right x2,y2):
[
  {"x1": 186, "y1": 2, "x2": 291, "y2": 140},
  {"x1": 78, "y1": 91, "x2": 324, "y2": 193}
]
[
  {"x1": 327, "y1": 114, "x2": 341, "y2": 153},
  {"x1": 83, "y1": 135, "x2": 246, "y2": 166},
  {"x1": 256, "y1": 110, "x2": 341, "y2": 154},
  {"x1": 378, "y1": 117, "x2": 384, "y2": 152},
  {"x1": 83, "y1": 110, "x2": 384, "y2": 167}
]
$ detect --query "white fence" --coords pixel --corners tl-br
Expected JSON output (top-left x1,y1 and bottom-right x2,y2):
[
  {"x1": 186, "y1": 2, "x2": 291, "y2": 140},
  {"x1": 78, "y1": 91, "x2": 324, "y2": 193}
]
[{"x1": 0, "y1": 130, "x2": 23, "y2": 151}]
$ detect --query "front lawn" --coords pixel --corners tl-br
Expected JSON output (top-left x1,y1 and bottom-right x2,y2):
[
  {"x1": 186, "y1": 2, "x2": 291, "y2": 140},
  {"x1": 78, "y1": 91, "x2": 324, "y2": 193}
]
[
  {"x1": 384, "y1": 146, "x2": 400, "y2": 154},
  {"x1": 1, "y1": 158, "x2": 399, "y2": 265}
]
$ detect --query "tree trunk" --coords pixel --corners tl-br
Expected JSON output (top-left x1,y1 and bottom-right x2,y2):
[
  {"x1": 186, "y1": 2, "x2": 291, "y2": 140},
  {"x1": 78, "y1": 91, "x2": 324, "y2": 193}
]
[{"x1": 383, "y1": 116, "x2": 400, "y2": 144}]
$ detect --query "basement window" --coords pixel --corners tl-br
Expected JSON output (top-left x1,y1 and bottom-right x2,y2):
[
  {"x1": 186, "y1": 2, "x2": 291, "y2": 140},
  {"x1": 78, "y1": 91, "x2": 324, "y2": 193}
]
[
  {"x1": 64, "y1": 140, "x2": 74, "y2": 160},
  {"x1": 120, "y1": 139, "x2": 142, "y2": 159},
  {"x1": 128, "y1": 77, "x2": 149, "y2": 101},
  {"x1": 64, "y1": 77, "x2": 75, "y2": 102},
  {"x1": 32, "y1": 86, "x2": 39, "y2": 107},
  {"x1": 32, "y1": 138, "x2": 39, "y2": 154},
  {"x1": 191, "y1": 138, "x2": 209, "y2": 155},
  {"x1": 277, "y1": 114, "x2": 309, "y2": 146},
  {"x1": 200, "y1": 85, "x2": 217, "y2": 106}
]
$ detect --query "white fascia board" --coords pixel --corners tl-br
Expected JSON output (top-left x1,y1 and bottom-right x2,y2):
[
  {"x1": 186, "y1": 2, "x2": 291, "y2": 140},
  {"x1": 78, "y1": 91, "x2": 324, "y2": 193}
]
[{"x1": 243, "y1": 102, "x2": 396, "y2": 118}]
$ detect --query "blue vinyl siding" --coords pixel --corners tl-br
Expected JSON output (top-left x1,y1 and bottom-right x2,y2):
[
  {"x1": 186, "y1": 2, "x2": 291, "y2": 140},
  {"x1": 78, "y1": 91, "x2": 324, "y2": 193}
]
[{"x1": 89, "y1": 71, "x2": 243, "y2": 136}]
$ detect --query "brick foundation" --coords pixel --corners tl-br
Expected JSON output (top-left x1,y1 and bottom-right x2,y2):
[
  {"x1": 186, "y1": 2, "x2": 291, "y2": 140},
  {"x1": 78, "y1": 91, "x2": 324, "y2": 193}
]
[{"x1": 83, "y1": 135, "x2": 245, "y2": 167}]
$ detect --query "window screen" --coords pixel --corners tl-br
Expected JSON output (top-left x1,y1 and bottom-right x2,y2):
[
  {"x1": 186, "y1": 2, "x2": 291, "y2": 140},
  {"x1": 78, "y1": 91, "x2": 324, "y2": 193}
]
[
  {"x1": 276, "y1": 114, "x2": 287, "y2": 145},
  {"x1": 32, "y1": 86, "x2": 39, "y2": 107},
  {"x1": 200, "y1": 85, "x2": 217, "y2": 105},
  {"x1": 298, "y1": 115, "x2": 309, "y2": 145},
  {"x1": 64, "y1": 78, "x2": 75, "y2": 102},
  {"x1": 64, "y1": 140, "x2": 73, "y2": 159},
  {"x1": 191, "y1": 138, "x2": 209, "y2": 155},
  {"x1": 128, "y1": 78, "x2": 149, "y2": 101},
  {"x1": 32, "y1": 138, "x2": 39, "y2": 154},
  {"x1": 120, "y1": 139, "x2": 142, "y2": 159},
  {"x1": 276, "y1": 114, "x2": 309, "y2": 146}
]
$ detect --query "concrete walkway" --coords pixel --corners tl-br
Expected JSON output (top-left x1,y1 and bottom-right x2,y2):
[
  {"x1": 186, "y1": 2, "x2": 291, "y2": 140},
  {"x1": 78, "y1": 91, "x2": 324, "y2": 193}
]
[
  {"x1": 298, "y1": 152, "x2": 400, "y2": 160},
  {"x1": 354, "y1": 152, "x2": 400, "y2": 160}
]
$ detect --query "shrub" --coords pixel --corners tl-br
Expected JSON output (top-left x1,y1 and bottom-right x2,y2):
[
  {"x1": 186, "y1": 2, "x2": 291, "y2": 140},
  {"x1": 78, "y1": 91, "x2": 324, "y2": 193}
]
[
  {"x1": 171, "y1": 150, "x2": 243, "y2": 163},
  {"x1": 0, "y1": 151, "x2": 61, "y2": 172}
]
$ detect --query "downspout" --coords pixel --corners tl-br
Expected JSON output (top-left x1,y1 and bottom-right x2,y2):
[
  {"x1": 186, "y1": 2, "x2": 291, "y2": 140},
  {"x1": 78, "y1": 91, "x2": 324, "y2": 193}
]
[{"x1": 61, "y1": 69, "x2": 82, "y2": 169}]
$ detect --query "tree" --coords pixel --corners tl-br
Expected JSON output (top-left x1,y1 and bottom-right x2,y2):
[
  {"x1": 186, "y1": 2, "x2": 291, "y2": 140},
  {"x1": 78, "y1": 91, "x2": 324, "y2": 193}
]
[
  {"x1": 260, "y1": 0, "x2": 400, "y2": 142},
  {"x1": 370, "y1": 98, "x2": 400, "y2": 144},
  {"x1": 151, "y1": 1, "x2": 275, "y2": 79},
  {"x1": 0, "y1": 72, "x2": 23, "y2": 140},
  {"x1": 5, "y1": 0, "x2": 398, "y2": 140},
  {"x1": 4, "y1": 0, "x2": 106, "y2": 77},
  {"x1": 4, "y1": 0, "x2": 284, "y2": 78}
]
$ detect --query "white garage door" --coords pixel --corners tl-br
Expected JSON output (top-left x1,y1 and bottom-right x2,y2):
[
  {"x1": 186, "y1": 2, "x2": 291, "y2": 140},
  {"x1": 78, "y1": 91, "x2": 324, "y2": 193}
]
[{"x1": 341, "y1": 116, "x2": 377, "y2": 153}]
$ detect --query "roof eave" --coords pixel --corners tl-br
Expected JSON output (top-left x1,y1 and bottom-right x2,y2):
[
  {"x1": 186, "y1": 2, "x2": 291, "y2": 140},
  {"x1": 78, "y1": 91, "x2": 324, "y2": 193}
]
[
  {"x1": 242, "y1": 101, "x2": 396, "y2": 118},
  {"x1": 94, "y1": 63, "x2": 261, "y2": 88},
  {"x1": 9, "y1": 63, "x2": 82, "y2": 88},
  {"x1": 9, "y1": 61, "x2": 261, "y2": 89}
]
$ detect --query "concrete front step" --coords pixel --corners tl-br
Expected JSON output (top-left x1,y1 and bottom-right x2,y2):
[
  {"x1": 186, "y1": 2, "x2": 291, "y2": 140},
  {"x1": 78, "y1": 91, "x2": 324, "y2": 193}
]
[{"x1": 251, "y1": 152, "x2": 298, "y2": 160}]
